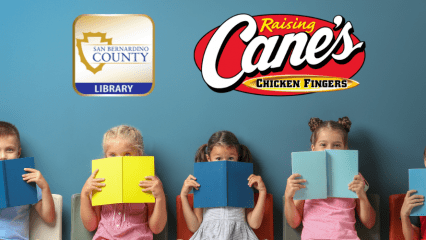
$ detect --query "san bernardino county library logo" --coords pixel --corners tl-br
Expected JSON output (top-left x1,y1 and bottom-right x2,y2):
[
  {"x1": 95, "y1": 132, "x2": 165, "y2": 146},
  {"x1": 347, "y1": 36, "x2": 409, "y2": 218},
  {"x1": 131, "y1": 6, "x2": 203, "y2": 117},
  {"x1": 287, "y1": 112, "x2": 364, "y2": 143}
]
[
  {"x1": 194, "y1": 14, "x2": 365, "y2": 96},
  {"x1": 73, "y1": 14, "x2": 154, "y2": 96}
]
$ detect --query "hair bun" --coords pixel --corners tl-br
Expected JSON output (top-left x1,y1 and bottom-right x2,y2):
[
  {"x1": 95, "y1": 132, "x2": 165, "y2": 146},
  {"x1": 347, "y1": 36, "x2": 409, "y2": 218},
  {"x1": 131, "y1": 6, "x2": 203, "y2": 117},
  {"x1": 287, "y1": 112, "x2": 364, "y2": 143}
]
[
  {"x1": 308, "y1": 118, "x2": 323, "y2": 132},
  {"x1": 338, "y1": 116, "x2": 352, "y2": 132}
]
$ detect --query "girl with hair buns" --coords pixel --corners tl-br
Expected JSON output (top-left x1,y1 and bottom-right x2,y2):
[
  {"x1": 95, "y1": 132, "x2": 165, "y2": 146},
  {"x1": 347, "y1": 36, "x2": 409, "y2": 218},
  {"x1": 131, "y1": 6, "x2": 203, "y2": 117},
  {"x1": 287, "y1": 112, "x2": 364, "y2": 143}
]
[
  {"x1": 284, "y1": 117, "x2": 376, "y2": 240},
  {"x1": 180, "y1": 130, "x2": 266, "y2": 240},
  {"x1": 80, "y1": 125, "x2": 167, "y2": 240}
]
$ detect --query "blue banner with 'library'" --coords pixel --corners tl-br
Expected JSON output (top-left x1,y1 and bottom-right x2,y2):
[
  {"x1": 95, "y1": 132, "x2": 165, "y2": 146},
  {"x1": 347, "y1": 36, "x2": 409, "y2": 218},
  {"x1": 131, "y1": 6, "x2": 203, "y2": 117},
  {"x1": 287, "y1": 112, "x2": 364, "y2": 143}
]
[{"x1": 75, "y1": 83, "x2": 153, "y2": 95}]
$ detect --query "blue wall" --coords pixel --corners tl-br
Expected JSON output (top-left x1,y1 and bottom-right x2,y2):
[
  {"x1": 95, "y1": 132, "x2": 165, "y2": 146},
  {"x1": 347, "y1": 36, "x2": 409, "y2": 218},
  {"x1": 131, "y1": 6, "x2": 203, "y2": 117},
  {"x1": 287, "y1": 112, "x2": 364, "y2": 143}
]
[{"x1": 1, "y1": 0, "x2": 426, "y2": 239}]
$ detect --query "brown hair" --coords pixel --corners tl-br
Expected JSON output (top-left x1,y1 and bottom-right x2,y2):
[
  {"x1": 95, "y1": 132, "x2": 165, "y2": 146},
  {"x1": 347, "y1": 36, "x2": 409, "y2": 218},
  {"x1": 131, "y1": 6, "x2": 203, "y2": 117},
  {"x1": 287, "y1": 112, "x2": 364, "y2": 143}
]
[
  {"x1": 103, "y1": 125, "x2": 144, "y2": 155},
  {"x1": 195, "y1": 130, "x2": 252, "y2": 163},
  {"x1": 0, "y1": 121, "x2": 20, "y2": 147},
  {"x1": 424, "y1": 147, "x2": 426, "y2": 159},
  {"x1": 308, "y1": 117, "x2": 351, "y2": 146}
]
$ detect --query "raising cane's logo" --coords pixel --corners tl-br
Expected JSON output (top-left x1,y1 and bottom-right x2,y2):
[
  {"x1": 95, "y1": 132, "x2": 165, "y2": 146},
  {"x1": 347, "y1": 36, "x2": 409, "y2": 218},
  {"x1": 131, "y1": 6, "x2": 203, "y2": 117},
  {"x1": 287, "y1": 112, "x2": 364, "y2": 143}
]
[{"x1": 194, "y1": 14, "x2": 365, "y2": 96}]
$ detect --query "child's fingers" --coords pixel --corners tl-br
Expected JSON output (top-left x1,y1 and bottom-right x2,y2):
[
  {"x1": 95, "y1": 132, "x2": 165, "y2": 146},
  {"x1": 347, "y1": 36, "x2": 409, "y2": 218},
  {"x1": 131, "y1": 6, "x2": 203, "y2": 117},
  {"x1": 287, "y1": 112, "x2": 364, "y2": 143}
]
[
  {"x1": 409, "y1": 194, "x2": 424, "y2": 200},
  {"x1": 290, "y1": 173, "x2": 301, "y2": 179},
  {"x1": 22, "y1": 173, "x2": 34, "y2": 178},
  {"x1": 94, "y1": 182, "x2": 106, "y2": 187},
  {"x1": 189, "y1": 180, "x2": 200, "y2": 187},
  {"x1": 24, "y1": 168, "x2": 37, "y2": 172},
  {"x1": 93, "y1": 178, "x2": 105, "y2": 182},
  {"x1": 184, "y1": 181, "x2": 200, "y2": 190},
  {"x1": 248, "y1": 178, "x2": 254, "y2": 187},
  {"x1": 142, "y1": 186, "x2": 153, "y2": 192},
  {"x1": 91, "y1": 169, "x2": 99, "y2": 178},
  {"x1": 291, "y1": 179, "x2": 306, "y2": 184},
  {"x1": 139, "y1": 182, "x2": 153, "y2": 187},
  {"x1": 407, "y1": 189, "x2": 417, "y2": 194},
  {"x1": 23, "y1": 174, "x2": 36, "y2": 181},
  {"x1": 144, "y1": 176, "x2": 155, "y2": 181},
  {"x1": 406, "y1": 190, "x2": 418, "y2": 198},
  {"x1": 353, "y1": 175, "x2": 362, "y2": 181},
  {"x1": 188, "y1": 174, "x2": 197, "y2": 180},
  {"x1": 348, "y1": 183, "x2": 362, "y2": 190},
  {"x1": 247, "y1": 174, "x2": 255, "y2": 180},
  {"x1": 409, "y1": 197, "x2": 425, "y2": 203},
  {"x1": 293, "y1": 184, "x2": 306, "y2": 189},
  {"x1": 410, "y1": 202, "x2": 424, "y2": 209}
]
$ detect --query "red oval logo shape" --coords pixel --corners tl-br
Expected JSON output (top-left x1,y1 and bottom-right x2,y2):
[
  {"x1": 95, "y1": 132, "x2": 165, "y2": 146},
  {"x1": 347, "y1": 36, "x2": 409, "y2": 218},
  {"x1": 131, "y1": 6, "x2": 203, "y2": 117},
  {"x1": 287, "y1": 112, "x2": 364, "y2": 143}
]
[{"x1": 194, "y1": 14, "x2": 365, "y2": 96}]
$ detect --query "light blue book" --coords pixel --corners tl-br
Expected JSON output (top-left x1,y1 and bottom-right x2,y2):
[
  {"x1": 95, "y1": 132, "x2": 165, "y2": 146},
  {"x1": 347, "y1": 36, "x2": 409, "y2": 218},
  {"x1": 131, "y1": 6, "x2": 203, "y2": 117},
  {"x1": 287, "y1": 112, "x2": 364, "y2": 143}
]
[
  {"x1": 326, "y1": 150, "x2": 358, "y2": 198},
  {"x1": 292, "y1": 151, "x2": 327, "y2": 200},
  {"x1": 409, "y1": 169, "x2": 426, "y2": 216},
  {"x1": 292, "y1": 150, "x2": 358, "y2": 200}
]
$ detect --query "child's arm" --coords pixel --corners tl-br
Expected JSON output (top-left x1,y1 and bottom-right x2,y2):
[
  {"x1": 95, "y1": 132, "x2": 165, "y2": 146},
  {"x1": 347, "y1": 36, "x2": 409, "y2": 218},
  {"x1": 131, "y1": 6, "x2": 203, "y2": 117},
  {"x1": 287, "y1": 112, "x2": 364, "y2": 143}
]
[
  {"x1": 351, "y1": 174, "x2": 376, "y2": 229},
  {"x1": 246, "y1": 174, "x2": 266, "y2": 229},
  {"x1": 284, "y1": 173, "x2": 306, "y2": 229},
  {"x1": 139, "y1": 176, "x2": 167, "y2": 234},
  {"x1": 180, "y1": 174, "x2": 203, "y2": 233},
  {"x1": 401, "y1": 190, "x2": 423, "y2": 240},
  {"x1": 23, "y1": 168, "x2": 55, "y2": 223},
  {"x1": 80, "y1": 169, "x2": 104, "y2": 232}
]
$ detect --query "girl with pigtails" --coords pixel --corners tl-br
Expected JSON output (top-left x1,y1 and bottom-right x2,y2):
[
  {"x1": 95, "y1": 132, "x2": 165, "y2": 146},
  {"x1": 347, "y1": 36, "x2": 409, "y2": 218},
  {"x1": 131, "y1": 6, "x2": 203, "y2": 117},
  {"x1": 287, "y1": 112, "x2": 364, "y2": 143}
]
[
  {"x1": 180, "y1": 130, "x2": 266, "y2": 240},
  {"x1": 285, "y1": 117, "x2": 376, "y2": 240}
]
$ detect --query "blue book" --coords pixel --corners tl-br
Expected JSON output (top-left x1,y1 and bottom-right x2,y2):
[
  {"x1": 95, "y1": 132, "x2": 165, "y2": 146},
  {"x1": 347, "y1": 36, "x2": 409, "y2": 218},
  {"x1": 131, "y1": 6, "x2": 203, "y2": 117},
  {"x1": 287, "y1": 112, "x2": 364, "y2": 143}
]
[
  {"x1": 292, "y1": 150, "x2": 358, "y2": 200},
  {"x1": 0, "y1": 157, "x2": 38, "y2": 208},
  {"x1": 409, "y1": 169, "x2": 426, "y2": 216},
  {"x1": 193, "y1": 161, "x2": 254, "y2": 208}
]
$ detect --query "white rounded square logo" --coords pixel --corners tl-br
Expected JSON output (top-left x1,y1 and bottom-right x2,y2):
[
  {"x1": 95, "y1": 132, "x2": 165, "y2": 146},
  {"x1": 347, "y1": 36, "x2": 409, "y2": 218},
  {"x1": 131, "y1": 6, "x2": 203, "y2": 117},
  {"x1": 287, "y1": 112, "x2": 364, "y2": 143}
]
[{"x1": 73, "y1": 14, "x2": 155, "y2": 96}]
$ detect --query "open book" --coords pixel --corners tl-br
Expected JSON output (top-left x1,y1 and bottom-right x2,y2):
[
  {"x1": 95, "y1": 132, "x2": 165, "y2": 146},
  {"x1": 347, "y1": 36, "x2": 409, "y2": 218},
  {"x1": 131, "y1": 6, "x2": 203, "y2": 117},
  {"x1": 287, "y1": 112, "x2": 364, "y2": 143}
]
[
  {"x1": 409, "y1": 169, "x2": 426, "y2": 216},
  {"x1": 193, "y1": 161, "x2": 254, "y2": 208},
  {"x1": 91, "y1": 156, "x2": 155, "y2": 206},
  {"x1": 291, "y1": 150, "x2": 358, "y2": 200},
  {"x1": 0, "y1": 157, "x2": 38, "y2": 208}
]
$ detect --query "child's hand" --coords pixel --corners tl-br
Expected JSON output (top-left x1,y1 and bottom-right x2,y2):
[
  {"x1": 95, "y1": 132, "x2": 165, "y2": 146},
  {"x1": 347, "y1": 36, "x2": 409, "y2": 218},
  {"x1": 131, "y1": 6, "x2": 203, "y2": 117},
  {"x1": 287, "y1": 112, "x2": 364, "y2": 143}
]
[
  {"x1": 81, "y1": 169, "x2": 105, "y2": 197},
  {"x1": 401, "y1": 190, "x2": 424, "y2": 217},
  {"x1": 180, "y1": 174, "x2": 200, "y2": 196},
  {"x1": 248, "y1": 174, "x2": 266, "y2": 193},
  {"x1": 139, "y1": 176, "x2": 165, "y2": 199},
  {"x1": 22, "y1": 168, "x2": 49, "y2": 190},
  {"x1": 285, "y1": 173, "x2": 306, "y2": 200},
  {"x1": 348, "y1": 173, "x2": 367, "y2": 198}
]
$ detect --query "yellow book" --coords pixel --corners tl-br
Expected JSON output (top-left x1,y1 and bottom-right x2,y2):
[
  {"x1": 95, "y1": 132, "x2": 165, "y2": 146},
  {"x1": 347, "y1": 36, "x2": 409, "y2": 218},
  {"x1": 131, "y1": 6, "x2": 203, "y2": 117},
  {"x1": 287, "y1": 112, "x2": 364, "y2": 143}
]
[{"x1": 91, "y1": 156, "x2": 155, "y2": 206}]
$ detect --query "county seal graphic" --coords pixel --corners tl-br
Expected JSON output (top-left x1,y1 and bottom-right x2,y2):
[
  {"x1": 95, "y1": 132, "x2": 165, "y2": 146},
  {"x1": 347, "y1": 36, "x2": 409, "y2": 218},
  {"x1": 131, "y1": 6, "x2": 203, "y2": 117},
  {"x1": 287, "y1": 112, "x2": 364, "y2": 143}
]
[{"x1": 73, "y1": 14, "x2": 154, "y2": 96}]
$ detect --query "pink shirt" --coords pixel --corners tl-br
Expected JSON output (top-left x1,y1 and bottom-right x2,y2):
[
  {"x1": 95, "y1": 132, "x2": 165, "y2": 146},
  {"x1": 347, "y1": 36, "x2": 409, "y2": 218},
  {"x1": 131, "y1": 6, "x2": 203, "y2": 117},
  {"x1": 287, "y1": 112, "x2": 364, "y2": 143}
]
[
  {"x1": 302, "y1": 198, "x2": 359, "y2": 240},
  {"x1": 93, "y1": 203, "x2": 153, "y2": 240}
]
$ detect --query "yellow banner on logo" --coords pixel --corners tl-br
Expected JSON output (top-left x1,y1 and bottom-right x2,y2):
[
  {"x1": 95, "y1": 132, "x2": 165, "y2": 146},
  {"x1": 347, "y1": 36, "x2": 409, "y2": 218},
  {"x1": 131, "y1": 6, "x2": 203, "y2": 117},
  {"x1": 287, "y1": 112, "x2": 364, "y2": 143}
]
[{"x1": 243, "y1": 75, "x2": 359, "y2": 93}]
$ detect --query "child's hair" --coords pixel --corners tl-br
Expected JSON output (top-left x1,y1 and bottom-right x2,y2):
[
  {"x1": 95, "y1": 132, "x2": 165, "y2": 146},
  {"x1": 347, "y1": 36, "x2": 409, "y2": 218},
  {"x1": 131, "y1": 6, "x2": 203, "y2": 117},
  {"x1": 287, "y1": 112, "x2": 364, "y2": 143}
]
[
  {"x1": 103, "y1": 125, "x2": 144, "y2": 155},
  {"x1": 308, "y1": 117, "x2": 352, "y2": 146},
  {"x1": 424, "y1": 147, "x2": 426, "y2": 159},
  {"x1": 0, "y1": 121, "x2": 20, "y2": 147},
  {"x1": 195, "y1": 130, "x2": 252, "y2": 163}
]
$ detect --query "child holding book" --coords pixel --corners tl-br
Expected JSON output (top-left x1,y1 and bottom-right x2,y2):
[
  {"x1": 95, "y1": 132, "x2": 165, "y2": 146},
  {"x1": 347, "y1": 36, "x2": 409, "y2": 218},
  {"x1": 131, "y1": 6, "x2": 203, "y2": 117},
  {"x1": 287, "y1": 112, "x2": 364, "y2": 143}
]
[
  {"x1": 400, "y1": 147, "x2": 426, "y2": 240},
  {"x1": 285, "y1": 117, "x2": 376, "y2": 239},
  {"x1": 0, "y1": 121, "x2": 55, "y2": 239},
  {"x1": 80, "y1": 125, "x2": 167, "y2": 240},
  {"x1": 180, "y1": 130, "x2": 266, "y2": 240}
]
